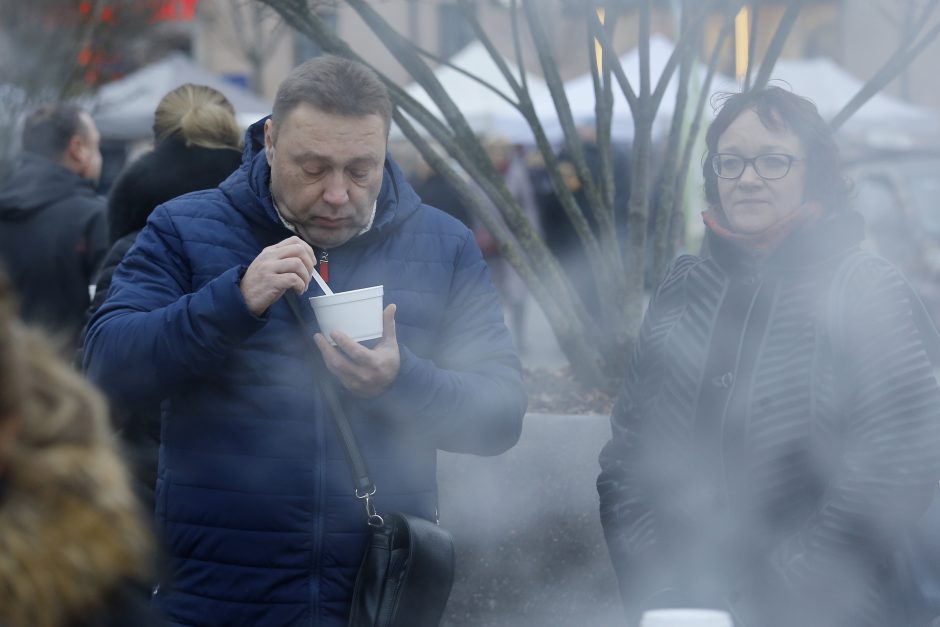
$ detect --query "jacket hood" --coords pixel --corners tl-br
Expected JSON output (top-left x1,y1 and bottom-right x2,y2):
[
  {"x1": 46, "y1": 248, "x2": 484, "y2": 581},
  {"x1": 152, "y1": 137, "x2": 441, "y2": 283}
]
[
  {"x1": 0, "y1": 152, "x2": 97, "y2": 220},
  {"x1": 221, "y1": 116, "x2": 422, "y2": 244}
]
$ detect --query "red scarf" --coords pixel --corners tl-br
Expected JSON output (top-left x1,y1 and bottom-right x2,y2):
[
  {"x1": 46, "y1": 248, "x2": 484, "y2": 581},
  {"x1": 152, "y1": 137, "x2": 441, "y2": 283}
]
[{"x1": 701, "y1": 201, "x2": 824, "y2": 258}]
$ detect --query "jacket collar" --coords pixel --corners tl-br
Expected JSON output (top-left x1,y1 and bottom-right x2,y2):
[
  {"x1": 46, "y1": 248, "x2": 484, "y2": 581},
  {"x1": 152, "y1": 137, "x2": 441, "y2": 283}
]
[{"x1": 0, "y1": 152, "x2": 96, "y2": 217}]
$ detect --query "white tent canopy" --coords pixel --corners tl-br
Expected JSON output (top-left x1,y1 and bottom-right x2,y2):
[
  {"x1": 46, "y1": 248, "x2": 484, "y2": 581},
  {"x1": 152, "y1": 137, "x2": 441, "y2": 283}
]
[
  {"x1": 399, "y1": 41, "x2": 554, "y2": 144},
  {"x1": 89, "y1": 53, "x2": 272, "y2": 141},
  {"x1": 535, "y1": 35, "x2": 738, "y2": 142},
  {"x1": 766, "y1": 57, "x2": 939, "y2": 136}
]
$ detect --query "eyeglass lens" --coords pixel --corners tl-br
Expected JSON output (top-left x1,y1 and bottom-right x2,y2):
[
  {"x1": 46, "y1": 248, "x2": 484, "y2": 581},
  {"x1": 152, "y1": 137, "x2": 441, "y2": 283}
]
[{"x1": 713, "y1": 154, "x2": 792, "y2": 180}]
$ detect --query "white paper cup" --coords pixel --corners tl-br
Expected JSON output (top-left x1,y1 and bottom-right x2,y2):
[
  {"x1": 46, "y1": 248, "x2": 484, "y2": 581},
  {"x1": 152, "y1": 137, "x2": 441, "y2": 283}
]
[
  {"x1": 640, "y1": 609, "x2": 734, "y2": 627},
  {"x1": 308, "y1": 285, "x2": 384, "y2": 344}
]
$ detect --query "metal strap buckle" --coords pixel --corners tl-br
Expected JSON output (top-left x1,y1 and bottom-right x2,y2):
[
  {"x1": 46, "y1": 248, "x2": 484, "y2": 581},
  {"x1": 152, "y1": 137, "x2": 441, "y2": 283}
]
[{"x1": 355, "y1": 485, "x2": 385, "y2": 528}]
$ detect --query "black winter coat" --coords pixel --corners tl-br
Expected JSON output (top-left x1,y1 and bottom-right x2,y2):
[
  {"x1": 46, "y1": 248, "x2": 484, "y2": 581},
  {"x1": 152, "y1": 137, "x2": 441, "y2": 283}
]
[
  {"x1": 87, "y1": 137, "x2": 241, "y2": 509},
  {"x1": 0, "y1": 153, "x2": 106, "y2": 347},
  {"x1": 598, "y1": 210, "x2": 940, "y2": 627}
]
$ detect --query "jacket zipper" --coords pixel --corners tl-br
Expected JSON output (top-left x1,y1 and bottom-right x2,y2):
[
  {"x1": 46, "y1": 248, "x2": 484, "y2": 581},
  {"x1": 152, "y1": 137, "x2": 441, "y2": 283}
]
[
  {"x1": 317, "y1": 250, "x2": 329, "y2": 283},
  {"x1": 310, "y1": 393, "x2": 325, "y2": 626},
  {"x1": 719, "y1": 277, "x2": 775, "y2": 503}
]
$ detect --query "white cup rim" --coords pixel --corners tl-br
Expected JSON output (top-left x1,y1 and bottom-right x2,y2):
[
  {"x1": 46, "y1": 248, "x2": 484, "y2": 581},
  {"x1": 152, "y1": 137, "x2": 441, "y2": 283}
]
[
  {"x1": 308, "y1": 284, "x2": 383, "y2": 307},
  {"x1": 640, "y1": 608, "x2": 733, "y2": 626}
]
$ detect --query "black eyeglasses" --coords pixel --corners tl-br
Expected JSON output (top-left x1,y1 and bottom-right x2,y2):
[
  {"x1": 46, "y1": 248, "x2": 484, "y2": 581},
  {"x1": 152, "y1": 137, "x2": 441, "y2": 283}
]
[{"x1": 711, "y1": 153, "x2": 803, "y2": 180}]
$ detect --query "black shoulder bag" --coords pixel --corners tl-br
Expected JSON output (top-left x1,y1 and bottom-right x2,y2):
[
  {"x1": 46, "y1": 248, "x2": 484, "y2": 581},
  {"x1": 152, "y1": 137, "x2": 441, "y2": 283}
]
[
  {"x1": 281, "y1": 284, "x2": 456, "y2": 627},
  {"x1": 314, "y1": 349, "x2": 456, "y2": 627}
]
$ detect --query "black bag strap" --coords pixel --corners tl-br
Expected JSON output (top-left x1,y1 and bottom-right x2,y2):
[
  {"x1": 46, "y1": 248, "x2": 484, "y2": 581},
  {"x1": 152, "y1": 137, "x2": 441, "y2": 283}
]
[{"x1": 249, "y1": 224, "x2": 384, "y2": 528}]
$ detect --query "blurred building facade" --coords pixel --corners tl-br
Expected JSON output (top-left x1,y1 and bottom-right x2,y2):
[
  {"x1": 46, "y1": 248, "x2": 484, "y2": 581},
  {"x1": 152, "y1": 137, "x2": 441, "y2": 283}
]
[{"x1": 180, "y1": 0, "x2": 938, "y2": 115}]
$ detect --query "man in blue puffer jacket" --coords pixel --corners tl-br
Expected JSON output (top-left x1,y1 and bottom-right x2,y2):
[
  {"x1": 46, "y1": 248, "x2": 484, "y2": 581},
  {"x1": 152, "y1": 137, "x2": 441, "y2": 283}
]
[{"x1": 83, "y1": 55, "x2": 527, "y2": 627}]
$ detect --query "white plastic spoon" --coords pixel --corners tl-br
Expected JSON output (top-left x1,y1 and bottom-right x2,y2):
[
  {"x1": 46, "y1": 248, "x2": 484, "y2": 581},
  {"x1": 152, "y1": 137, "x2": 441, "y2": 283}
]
[{"x1": 311, "y1": 268, "x2": 334, "y2": 296}]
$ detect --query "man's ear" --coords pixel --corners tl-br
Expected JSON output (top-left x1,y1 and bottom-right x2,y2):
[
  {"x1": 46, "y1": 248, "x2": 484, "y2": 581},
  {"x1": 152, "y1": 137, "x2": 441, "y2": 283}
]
[
  {"x1": 263, "y1": 119, "x2": 275, "y2": 165},
  {"x1": 63, "y1": 134, "x2": 86, "y2": 172}
]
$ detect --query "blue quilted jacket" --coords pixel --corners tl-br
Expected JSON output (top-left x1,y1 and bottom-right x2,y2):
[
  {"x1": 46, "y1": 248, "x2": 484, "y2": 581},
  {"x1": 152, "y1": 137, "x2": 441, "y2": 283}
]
[{"x1": 83, "y1": 119, "x2": 527, "y2": 626}]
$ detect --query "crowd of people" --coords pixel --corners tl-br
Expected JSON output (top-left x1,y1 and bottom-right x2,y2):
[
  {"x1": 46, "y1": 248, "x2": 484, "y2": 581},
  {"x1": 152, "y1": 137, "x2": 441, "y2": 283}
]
[{"x1": 0, "y1": 54, "x2": 939, "y2": 627}]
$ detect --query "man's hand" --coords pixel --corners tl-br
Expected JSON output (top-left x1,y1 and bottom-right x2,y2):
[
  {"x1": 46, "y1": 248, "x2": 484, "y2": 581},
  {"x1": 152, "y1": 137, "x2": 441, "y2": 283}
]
[
  {"x1": 240, "y1": 236, "x2": 316, "y2": 316},
  {"x1": 314, "y1": 304, "x2": 400, "y2": 398}
]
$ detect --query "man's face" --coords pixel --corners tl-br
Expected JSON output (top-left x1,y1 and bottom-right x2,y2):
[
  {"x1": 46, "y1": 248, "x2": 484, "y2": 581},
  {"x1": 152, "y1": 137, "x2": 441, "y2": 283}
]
[
  {"x1": 264, "y1": 103, "x2": 387, "y2": 249},
  {"x1": 76, "y1": 112, "x2": 102, "y2": 186}
]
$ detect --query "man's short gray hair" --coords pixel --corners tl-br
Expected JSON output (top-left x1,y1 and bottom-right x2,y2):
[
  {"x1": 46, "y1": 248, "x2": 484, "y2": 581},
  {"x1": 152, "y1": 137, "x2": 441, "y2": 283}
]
[{"x1": 272, "y1": 55, "x2": 392, "y2": 138}]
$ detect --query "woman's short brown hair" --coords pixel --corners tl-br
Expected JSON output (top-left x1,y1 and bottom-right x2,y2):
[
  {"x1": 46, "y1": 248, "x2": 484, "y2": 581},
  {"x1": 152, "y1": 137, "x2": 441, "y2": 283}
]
[{"x1": 703, "y1": 86, "x2": 851, "y2": 211}]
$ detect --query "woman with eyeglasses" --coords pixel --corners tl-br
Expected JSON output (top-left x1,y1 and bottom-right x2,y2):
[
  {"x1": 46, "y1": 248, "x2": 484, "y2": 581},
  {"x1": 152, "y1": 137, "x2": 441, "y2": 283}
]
[{"x1": 597, "y1": 87, "x2": 940, "y2": 626}]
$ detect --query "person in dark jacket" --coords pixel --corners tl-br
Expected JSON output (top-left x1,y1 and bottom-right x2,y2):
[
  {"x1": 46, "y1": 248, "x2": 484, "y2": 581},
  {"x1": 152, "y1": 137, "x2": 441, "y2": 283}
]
[
  {"x1": 91, "y1": 83, "x2": 243, "y2": 314},
  {"x1": 85, "y1": 83, "x2": 243, "y2": 511},
  {"x1": 83, "y1": 55, "x2": 527, "y2": 626},
  {"x1": 0, "y1": 268, "x2": 163, "y2": 627},
  {"x1": 597, "y1": 87, "x2": 940, "y2": 627},
  {"x1": 0, "y1": 104, "x2": 106, "y2": 348}
]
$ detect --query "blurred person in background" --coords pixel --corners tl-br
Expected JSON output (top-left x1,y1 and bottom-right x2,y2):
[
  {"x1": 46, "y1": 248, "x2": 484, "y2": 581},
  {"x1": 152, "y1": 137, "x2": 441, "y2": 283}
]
[
  {"x1": 0, "y1": 267, "x2": 162, "y2": 627},
  {"x1": 479, "y1": 137, "x2": 541, "y2": 352},
  {"x1": 83, "y1": 55, "x2": 525, "y2": 626},
  {"x1": 412, "y1": 157, "x2": 473, "y2": 227},
  {"x1": 533, "y1": 132, "x2": 631, "y2": 314},
  {"x1": 597, "y1": 87, "x2": 940, "y2": 626},
  {"x1": 85, "y1": 83, "x2": 243, "y2": 510},
  {"x1": 0, "y1": 104, "x2": 106, "y2": 349}
]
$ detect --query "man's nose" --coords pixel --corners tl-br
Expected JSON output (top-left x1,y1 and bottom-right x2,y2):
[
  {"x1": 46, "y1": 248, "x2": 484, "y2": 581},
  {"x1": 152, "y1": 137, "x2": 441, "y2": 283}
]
[{"x1": 322, "y1": 171, "x2": 349, "y2": 206}]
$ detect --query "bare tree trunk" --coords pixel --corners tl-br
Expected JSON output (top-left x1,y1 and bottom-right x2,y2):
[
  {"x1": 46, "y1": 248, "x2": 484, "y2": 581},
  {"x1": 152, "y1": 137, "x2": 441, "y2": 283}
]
[{"x1": 229, "y1": 2, "x2": 287, "y2": 95}]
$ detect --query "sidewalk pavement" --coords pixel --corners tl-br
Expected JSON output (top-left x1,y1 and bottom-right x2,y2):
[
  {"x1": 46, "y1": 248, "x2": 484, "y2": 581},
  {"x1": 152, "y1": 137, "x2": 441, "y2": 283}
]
[
  {"x1": 438, "y1": 413, "x2": 622, "y2": 626},
  {"x1": 435, "y1": 293, "x2": 625, "y2": 625},
  {"x1": 512, "y1": 293, "x2": 568, "y2": 371}
]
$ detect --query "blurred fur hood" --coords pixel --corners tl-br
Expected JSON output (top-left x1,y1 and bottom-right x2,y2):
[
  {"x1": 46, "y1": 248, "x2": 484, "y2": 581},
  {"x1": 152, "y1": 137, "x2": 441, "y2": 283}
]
[{"x1": 0, "y1": 329, "x2": 153, "y2": 627}]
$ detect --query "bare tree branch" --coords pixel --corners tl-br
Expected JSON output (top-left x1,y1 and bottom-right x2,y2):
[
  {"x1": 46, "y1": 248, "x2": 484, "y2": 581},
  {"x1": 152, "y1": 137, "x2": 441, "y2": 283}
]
[
  {"x1": 619, "y1": 0, "x2": 655, "y2": 340},
  {"x1": 508, "y1": 0, "x2": 529, "y2": 96},
  {"x1": 673, "y1": 5, "x2": 737, "y2": 215},
  {"x1": 743, "y1": 2, "x2": 759, "y2": 91},
  {"x1": 522, "y1": 0, "x2": 606, "y2": 259},
  {"x1": 648, "y1": 1, "x2": 713, "y2": 116},
  {"x1": 653, "y1": 3, "x2": 697, "y2": 283},
  {"x1": 589, "y1": 10, "x2": 638, "y2": 112},
  {"x1": 750, "y1": 1, "x2": 800, "y2": 90},
  {"x1": 831, "y1": 16, "x2": 940, "y2": 130}
]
